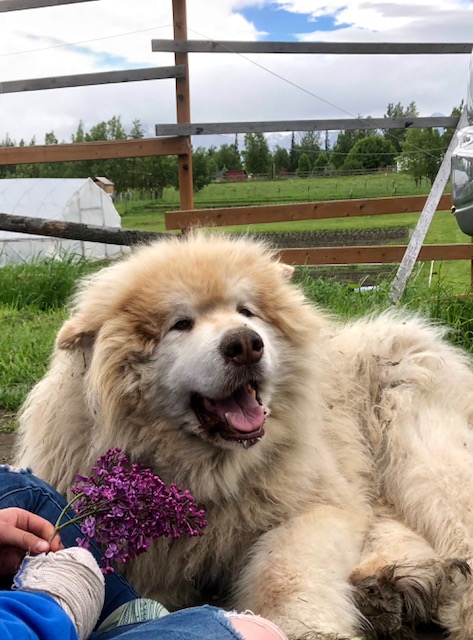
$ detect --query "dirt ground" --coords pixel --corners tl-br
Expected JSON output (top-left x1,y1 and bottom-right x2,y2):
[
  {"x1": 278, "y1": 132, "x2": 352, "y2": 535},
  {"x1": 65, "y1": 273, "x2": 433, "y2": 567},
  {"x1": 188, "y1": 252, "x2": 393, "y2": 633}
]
[
  {"x1": 0, "y1": 431, "x2": 15, "y2": 465},
  {"x1": 0, "y1": 410, "x2": 17, "y2": 464}
]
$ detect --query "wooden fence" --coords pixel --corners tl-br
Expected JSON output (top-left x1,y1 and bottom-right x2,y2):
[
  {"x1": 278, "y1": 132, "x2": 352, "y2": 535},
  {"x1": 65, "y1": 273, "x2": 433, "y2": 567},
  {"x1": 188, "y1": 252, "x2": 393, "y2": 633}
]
[{"x1": 1, "y1": 0, "x2": 473, "y2": 297}]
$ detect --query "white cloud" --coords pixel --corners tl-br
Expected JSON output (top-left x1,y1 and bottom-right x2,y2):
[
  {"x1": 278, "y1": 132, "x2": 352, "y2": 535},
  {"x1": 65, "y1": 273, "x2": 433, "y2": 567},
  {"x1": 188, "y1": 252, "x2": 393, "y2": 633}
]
[{"x1": 0, "y1": 0, "x2": 471, "y2": 146}]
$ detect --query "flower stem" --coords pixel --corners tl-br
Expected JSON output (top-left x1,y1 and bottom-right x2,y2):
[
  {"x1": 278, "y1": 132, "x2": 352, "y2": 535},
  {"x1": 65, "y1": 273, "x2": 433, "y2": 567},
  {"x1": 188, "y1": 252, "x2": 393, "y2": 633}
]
[{"x1": 49, "y1": 493, "x2": 85, "y2": 544}]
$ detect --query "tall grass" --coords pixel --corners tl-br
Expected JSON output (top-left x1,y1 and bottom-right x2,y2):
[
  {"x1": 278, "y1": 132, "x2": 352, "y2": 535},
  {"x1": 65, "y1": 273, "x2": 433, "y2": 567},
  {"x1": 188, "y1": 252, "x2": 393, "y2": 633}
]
[
  {"x1": 0, "y1": 256, "x2": 103, "y2": 412},
  {"x1": 0, "y1": 255, "x2": 102, "y2": 310},
  {"x1": 0, "y1": 305, "x2": 67, "y2": 411}
]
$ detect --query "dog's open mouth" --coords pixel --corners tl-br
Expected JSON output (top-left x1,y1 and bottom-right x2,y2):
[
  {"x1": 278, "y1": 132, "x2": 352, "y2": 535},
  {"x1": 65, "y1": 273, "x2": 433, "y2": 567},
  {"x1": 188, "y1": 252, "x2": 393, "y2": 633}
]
[{"x1": 191, "y1": 383, "x2": 265, "y2": 446}]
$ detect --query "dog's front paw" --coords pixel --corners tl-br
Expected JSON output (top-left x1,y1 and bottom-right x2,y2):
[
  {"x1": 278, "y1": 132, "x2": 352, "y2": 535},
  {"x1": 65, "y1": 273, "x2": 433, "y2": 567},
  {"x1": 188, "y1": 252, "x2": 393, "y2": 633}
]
[
  {"x1": 352, "y1": 558, "x2": 471, "y2": 639},
  {"x1": 435, "y1": 559, "x2": 472, "y2": 639},
  {"x1": 352, "y1": 574, "x2": 403, "y2": 638}
]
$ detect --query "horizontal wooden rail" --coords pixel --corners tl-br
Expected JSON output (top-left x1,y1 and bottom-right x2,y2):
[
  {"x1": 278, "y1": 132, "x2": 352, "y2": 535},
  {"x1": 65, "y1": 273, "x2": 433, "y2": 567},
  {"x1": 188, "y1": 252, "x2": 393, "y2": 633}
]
[
  {"x1": 156, "y1": 116, "x2": 459, "y2": 137},
  {"x1": 165, "y1": 194, "x2": 452, "y2": 229},
  {"x1": 0, "y1": 0, "x2": 96, "y2": 10},
  {"x1": 1, "y1": 66, "x2": 185, "y2": 94},
  {"x1": 152, "y1": 40, "x2": 473, "y2": 55},
  {"x1": 279, "y1": 244, "x2": 473, "y2": 265},
  {"x1": 0, "y1": 212, "x2": 469, "y2": 269},
  {"x1": 0, "y1": 137, "x2": 190, "y2": 165}
]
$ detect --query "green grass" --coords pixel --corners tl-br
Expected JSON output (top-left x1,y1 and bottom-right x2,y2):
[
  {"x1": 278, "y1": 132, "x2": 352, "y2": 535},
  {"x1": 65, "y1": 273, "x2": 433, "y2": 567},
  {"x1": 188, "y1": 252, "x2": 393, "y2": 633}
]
[
  {"x1": 0, "y1": 305, "x2": 67, "y2": 410},
  {"x1": 0, "y1": 255, "x2": 103, "y2": 310},
  {"x1": 0, "y1": 257, "x2": 98, "y2": 411}
]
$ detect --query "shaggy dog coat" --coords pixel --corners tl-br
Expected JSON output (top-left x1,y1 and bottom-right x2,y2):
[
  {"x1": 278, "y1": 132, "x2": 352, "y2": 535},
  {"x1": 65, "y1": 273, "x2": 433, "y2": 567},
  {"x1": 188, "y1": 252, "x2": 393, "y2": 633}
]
[{"x1": 15, "y1": 233, "x2": 473, "y2": 639}]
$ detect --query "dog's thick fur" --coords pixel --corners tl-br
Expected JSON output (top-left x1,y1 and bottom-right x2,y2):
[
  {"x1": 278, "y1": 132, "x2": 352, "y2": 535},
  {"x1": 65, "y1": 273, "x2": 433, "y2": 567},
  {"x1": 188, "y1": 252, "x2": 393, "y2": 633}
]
[{"x1": 15, "y1": 233, "x2": 473, "y2": 639}]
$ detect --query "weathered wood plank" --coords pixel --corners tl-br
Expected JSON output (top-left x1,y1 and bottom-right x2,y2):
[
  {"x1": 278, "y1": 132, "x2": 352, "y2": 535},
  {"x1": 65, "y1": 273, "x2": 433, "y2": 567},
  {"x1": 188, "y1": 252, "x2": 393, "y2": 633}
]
[
  {"x1": 165, "y1": 195, "x2": 452, "y2": 229},
  {"x1": 389, "y1": 108, "x2": 469, "y2": 303},
  {"x1": 0, "y1": 0, "x2": 96, "y2": 10},
  {"x1": 156, "y1": 116, "x2": 459, "y2": 137},
  {"x1": 0, "y1": 212, "x2": 165, "y2": 245},
  {"x1": 152, "y1": 40, "x2": 473, "y2": 55},
  {"x1": 279, "y1": 244, "x2": 473, "y2": 265},
  {"x1": 0, "y1": 137, "x2": 190, "y2": 165},
  {"x1": 1, "y1": 66, "x2": 185, "y2": 94}
]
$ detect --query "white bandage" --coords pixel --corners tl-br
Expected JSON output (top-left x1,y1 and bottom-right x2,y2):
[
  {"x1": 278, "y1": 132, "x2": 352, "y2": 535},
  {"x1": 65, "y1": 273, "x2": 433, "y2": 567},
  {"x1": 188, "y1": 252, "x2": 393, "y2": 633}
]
[{"x1": 13, "y1": 547, "x2": 105, "y2": 640}]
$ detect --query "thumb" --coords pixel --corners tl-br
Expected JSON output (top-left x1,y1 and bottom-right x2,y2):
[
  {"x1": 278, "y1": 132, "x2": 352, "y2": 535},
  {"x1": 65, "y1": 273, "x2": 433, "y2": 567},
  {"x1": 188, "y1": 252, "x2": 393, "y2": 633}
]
[{"x1": 4, "y1": 528, "x2": 50, "y2": 555}]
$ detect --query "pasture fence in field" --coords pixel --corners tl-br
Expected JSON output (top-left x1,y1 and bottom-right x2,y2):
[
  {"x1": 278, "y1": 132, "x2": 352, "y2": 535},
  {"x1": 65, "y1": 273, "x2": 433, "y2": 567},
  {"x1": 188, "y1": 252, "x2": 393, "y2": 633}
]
[{"x1": 1, "y1": 0, "x2": 473, "y2": 298}]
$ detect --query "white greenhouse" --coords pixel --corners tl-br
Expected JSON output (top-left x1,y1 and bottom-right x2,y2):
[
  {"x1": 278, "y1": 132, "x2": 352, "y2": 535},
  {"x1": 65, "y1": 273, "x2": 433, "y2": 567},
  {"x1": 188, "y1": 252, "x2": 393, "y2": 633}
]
[{"x1": 0, "y1": 178, "x2": 126, "y2": 266}]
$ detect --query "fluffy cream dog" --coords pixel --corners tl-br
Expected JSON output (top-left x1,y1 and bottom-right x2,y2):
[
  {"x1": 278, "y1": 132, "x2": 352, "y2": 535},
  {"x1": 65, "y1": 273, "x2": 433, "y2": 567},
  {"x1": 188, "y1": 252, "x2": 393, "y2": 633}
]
[{"x1": 15, "y1": 232, "x2": 473, "y2": 639}]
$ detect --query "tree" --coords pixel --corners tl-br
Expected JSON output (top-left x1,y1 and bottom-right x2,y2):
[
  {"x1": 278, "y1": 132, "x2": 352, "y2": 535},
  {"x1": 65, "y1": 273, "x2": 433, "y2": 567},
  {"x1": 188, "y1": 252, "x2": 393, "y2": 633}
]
[
  {"x1": 347, "y1": 134, "x2": 396, "y2": 170},
  {"x1": 273, "y1": 146, "x2": 290, "y2": 174},
  {"x1": 242, "y1": 133, "x2": 272, "y2": 175},
  {"x1": 298, "y1": 131, "x2": 321, "y2": 165},
  {"x1": 313, "y1": 151, "x2": 331, "y2": 174},
  {"x1": 399, "y1": 127, "x2": 444, "y2": 185},
  {"x1": 191, "y1": 147, "x2": 213, "y2": 192},
  {"x1": 129, "y1": 119, "x2": 146, "y2": 140},
  {"x1": 289, "y1": 131, "x2": 298, "y2": 172},
  {"x1": 44, "y1": 131, "x2": 58, "y2": 145},
  {"x1": 330, "y1": 129, "x2": 366, "y2": 169},
  {"x1": 215, "y1": 143, "x2": 242, "y2": 172},
  {"x1": 383, "y1": 101, "x2": 419, "y2": 152},
  {"x1": 296, "y1": 152, "x2": 311, "y2": 175}
]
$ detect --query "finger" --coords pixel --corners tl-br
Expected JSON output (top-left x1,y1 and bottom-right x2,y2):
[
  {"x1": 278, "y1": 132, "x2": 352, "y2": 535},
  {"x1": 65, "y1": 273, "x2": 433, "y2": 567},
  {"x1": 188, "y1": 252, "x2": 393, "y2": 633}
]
[
  {"x1": 15, "y1": 510, "x2": 58, "y2": 546},
  {"x1": 1, "y1": 510, "x2": 55, "y2": 553}
]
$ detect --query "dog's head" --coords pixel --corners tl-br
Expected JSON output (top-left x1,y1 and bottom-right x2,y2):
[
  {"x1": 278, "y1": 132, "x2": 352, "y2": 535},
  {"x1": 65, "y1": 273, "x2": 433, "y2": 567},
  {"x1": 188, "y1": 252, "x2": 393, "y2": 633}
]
[{"x1": 56, "y1": 233, "x2": 321, "y2": 450}]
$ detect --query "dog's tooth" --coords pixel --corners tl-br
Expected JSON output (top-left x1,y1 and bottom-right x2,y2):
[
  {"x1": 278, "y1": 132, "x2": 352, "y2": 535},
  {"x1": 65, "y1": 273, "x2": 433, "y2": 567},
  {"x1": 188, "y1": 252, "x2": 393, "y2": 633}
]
[{"x1": 246, "y1": 383, "x2": 256, "y2": 398}]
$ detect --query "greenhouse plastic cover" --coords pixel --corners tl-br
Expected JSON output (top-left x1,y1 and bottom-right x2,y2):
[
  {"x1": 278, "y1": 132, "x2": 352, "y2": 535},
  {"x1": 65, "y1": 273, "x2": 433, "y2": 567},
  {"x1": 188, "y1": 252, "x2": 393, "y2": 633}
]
[{"x1": 0, "y1": 178, "x2": 126, "y2": 266}]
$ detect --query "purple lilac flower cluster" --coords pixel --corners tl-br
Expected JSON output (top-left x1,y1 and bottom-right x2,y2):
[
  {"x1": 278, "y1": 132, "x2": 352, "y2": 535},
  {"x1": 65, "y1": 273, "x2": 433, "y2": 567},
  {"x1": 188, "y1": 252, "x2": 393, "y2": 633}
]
[{"x1": 55, "y1": 448, "x2": 207, "y2": 573}]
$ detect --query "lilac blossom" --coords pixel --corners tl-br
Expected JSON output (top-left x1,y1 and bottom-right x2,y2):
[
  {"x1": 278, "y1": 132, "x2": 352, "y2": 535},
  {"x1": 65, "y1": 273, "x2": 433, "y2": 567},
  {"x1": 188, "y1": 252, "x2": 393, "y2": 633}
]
[{"x1": 54, "y1": 448, "x2": 207, "y2": 574}]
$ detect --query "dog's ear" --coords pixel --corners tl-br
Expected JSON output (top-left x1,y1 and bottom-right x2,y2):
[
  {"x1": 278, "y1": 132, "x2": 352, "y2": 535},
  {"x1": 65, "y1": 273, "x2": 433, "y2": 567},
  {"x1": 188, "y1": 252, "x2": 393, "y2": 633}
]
[
  {"x1": 56, "y1": 316, "x2": 98, "y2": 350},
  {"x1": 278, "y1": 262, "x2": 295, "y2": 281}
]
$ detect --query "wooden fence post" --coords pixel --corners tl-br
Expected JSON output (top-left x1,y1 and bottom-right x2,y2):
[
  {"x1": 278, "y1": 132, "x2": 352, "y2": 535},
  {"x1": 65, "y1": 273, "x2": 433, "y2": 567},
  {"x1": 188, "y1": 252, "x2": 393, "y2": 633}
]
[{"x1": 172, "y1": 0, "x2": 194, "y2": 212}]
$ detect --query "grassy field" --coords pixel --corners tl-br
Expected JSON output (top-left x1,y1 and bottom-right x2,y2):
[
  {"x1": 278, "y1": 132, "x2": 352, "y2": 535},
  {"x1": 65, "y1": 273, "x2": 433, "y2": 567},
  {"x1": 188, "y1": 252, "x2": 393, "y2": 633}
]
[
  {"x1": 119, "y1": 172, "x2": 437, "y2": 212},
  {"x1": 117, "y1": 173, "x2": 471, "y2": 291}
]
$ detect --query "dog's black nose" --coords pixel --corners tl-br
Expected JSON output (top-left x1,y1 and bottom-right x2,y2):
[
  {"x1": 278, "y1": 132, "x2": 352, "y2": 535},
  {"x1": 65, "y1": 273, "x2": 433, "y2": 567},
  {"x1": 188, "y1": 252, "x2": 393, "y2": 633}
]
[{"x1": 220, "y1": 328, "x2": 264, "y2": 365}]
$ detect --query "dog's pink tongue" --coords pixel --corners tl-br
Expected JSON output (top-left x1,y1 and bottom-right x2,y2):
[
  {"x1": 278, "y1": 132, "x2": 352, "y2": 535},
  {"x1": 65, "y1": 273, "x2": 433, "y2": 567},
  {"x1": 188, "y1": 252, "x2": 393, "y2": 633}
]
[{"x1": 214, "y1": 387, "x2": 264, "y2": 433}]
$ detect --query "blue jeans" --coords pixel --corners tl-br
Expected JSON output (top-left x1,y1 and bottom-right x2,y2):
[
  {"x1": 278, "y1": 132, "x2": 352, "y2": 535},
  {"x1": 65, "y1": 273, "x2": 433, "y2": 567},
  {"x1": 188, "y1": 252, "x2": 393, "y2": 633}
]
[
  {"x1": 0, "y1": 466, "x2": 244, "y2": 640},
  {"x1": 91, "y1": 606, "x2": 242, "y2": 639}
]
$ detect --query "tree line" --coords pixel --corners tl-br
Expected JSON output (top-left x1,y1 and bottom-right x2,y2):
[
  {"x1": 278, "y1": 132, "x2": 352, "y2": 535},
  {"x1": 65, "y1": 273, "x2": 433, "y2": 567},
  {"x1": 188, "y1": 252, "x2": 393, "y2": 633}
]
[{"x1": 0, "y1": 101, "x2": 462, "y2": 194}]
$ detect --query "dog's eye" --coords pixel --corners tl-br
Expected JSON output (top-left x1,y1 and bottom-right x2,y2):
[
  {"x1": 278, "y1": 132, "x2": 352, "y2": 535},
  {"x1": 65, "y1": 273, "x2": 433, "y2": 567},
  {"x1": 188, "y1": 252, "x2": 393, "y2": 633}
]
[
  {"x1": 171, "y1": 319, "x2": 194, "y2": 331},
  {"x1": 238, "y1": 307, "x2": 254, "y2": 318}
]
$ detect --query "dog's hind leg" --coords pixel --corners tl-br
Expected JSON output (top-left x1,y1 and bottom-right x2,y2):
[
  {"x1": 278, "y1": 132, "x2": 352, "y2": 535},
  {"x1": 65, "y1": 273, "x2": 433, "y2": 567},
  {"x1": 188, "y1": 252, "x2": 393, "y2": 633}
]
[
  {"x1": 349, "y1": 511, "x2": 470, "y2": 638},
  {"x1": 234, "y1": 504, "x2": 370, "y2": 640},
  {"x1": 367, "y1": 329, "x2": 473, "y2": 638}
]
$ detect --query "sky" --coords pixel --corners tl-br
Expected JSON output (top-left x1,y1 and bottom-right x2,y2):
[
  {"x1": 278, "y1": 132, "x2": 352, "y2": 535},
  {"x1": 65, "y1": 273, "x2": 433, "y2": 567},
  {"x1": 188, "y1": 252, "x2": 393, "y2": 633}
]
[{"x1": 1, "y1": 0, "x2": 473, "y2": 150}]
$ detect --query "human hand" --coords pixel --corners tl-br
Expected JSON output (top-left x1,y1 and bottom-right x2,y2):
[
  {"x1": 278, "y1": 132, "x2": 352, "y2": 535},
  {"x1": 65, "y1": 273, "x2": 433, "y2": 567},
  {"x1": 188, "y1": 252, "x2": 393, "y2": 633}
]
[{"x1": 0, "y1": 507, "x2": 63, "y2": 574}]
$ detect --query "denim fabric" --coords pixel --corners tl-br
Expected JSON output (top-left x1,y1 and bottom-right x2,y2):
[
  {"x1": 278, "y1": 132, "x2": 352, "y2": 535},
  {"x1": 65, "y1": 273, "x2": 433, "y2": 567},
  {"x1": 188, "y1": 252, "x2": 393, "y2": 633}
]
[
  {"x1": 0, "y1": 465, "x2": 139, "y2": 623},
  {"x1": 92, "y1": 606, "x2": 243, "y2": 640}
]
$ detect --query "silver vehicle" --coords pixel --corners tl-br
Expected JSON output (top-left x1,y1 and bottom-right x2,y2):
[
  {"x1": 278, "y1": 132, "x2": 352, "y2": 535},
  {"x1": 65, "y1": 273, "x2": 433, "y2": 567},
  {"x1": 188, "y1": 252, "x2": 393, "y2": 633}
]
[{"x1": 452, "y1": 52, "x2": 473, "y2": 235}]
